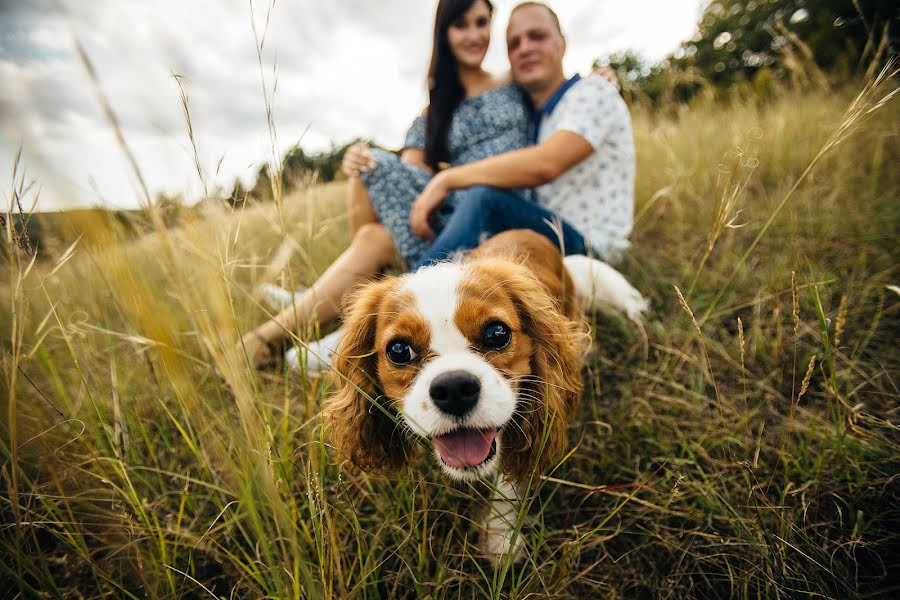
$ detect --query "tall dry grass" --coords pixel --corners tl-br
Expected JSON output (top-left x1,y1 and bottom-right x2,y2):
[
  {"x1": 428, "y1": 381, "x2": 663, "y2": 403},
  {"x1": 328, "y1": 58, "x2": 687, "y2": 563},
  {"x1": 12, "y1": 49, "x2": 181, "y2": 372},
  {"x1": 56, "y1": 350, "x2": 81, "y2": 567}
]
[{"x1": 2, "y1": 68, "x2": 898, "y2": 597}]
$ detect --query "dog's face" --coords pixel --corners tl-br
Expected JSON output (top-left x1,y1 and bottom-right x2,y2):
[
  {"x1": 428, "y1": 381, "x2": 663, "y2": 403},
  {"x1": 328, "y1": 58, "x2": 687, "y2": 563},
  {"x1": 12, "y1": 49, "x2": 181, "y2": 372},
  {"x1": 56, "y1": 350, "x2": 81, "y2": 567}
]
[
  {"x1": 375, "y1": 261, "x2": 531, "y2": 480},
  {"x1": 325, "y1": 257, "x2": 585, "y2": 483}
]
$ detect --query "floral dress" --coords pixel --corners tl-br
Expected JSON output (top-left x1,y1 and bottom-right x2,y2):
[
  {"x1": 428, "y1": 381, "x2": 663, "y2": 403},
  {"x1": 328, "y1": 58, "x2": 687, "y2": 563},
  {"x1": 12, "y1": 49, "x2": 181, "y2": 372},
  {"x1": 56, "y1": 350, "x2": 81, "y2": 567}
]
[{"x1": 361, "y1": 84, "x2": 531, "y2": 266}]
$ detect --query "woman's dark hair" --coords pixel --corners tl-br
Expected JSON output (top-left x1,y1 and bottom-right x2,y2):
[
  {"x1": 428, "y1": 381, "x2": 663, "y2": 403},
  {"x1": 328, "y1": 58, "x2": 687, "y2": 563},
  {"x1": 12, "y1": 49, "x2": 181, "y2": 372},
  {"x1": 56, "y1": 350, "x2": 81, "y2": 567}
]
[{"x1": 425, "y1": 0, "x2": 493, "y2": 170}]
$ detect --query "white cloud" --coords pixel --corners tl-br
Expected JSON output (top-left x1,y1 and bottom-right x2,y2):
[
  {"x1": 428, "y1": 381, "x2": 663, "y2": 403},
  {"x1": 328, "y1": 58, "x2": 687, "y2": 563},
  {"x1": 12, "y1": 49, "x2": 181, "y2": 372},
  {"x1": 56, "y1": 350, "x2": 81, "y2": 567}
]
[{"x1": 1, "y1": 0, "x2": 703, "y2": 211}]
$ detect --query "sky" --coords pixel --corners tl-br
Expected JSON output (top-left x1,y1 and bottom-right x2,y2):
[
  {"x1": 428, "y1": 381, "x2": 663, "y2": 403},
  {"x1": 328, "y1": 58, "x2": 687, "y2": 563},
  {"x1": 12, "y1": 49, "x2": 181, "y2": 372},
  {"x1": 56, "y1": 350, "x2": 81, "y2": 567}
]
[{"x1": 0, "y1": 0, "x2": 705, "y2": 212}]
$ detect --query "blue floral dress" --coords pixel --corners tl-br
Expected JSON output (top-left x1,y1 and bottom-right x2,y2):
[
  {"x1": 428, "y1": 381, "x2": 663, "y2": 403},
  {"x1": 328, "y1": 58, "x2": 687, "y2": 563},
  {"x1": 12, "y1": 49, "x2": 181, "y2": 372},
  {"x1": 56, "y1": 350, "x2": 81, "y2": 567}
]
[{"x1": 361, "y1": 84, "x2": 531, "y2": 265}]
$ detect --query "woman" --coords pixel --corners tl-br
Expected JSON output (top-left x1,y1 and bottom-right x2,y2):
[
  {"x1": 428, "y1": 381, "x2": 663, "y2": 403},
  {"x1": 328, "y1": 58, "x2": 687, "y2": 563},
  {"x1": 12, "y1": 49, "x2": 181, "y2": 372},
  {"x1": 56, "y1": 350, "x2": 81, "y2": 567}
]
[{"x1": 240, "y1": 0, "x2": 533, "y2": 369}]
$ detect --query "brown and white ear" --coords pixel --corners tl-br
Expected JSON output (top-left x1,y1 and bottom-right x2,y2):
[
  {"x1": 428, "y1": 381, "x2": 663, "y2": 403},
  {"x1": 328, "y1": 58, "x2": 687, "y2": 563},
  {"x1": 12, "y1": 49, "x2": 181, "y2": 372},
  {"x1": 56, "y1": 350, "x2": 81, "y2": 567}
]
[
  {"x1": 482, "y1": 262, "x2": 586, "y2": 483},
  {"x1": 323, "y1": 279, "x2": 411, "y2": 472}
]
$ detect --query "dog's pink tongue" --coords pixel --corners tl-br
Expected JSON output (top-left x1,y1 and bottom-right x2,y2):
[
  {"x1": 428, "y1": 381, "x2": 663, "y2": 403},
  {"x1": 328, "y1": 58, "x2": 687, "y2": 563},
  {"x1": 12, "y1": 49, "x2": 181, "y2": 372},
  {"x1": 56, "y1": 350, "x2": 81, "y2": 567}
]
[{"x1": 434, "y1": 428, "x2": 497, "y2": 468}]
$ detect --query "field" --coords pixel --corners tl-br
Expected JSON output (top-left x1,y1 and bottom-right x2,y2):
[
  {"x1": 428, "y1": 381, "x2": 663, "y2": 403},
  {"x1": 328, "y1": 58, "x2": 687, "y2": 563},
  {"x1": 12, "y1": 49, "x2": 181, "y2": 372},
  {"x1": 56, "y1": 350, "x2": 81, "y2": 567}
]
[{"x1": 2, "y1": 72, "x2": 899, "y2": 598}]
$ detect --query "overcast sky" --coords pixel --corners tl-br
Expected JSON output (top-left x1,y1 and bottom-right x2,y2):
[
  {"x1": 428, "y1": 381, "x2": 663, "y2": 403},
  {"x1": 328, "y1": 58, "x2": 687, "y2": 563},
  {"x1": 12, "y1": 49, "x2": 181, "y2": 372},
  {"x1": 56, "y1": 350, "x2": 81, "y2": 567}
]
[{"x1": 1, "y1": 0, "x2": 704, "y2": 211}]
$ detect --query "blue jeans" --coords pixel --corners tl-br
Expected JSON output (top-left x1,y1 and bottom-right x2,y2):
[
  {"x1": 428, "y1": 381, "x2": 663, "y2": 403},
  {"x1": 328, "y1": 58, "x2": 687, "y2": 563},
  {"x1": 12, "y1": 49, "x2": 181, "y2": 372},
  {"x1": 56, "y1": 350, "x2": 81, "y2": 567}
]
[{"x1": 412, "y1": 186, "x2": 588, "y2": 270}]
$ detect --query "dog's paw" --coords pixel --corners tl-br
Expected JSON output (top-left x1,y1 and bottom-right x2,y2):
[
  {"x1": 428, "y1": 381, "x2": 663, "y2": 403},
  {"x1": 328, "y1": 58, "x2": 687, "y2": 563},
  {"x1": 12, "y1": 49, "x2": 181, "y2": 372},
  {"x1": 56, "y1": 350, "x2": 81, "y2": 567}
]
[{"x1": 481, "y1": 526, "x2": 525, "y2": 565}]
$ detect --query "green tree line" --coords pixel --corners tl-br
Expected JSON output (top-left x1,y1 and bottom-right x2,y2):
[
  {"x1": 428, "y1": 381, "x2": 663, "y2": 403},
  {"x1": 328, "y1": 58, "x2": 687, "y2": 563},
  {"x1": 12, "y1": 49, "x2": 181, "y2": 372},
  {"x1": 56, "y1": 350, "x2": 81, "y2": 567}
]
[{"x1": 599, "y1": 0, "x2": 895, "y2": 102}]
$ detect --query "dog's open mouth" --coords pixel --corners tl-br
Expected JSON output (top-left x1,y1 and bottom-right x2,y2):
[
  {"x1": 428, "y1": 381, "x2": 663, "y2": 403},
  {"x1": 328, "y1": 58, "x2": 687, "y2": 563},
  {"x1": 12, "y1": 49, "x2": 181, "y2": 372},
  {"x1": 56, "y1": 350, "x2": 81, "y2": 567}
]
[{"x1": 433, "y1": 427, "x2": 498, "y2": 469}]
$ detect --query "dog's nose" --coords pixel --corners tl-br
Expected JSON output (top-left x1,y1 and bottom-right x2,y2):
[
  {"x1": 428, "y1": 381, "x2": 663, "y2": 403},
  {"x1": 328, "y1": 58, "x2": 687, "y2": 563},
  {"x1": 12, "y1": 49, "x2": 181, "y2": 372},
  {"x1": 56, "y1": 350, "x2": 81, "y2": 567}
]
[{"x1": 430, "y1": 370, "x2": 481, "y2": 417}]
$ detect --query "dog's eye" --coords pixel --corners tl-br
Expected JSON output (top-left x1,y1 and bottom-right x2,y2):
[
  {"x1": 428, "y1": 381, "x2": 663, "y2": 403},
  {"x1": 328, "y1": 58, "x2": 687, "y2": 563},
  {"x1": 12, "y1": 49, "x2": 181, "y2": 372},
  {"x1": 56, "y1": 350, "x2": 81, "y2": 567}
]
[
  {"x1": 386, "y1": 340, "x2": 418, "y2": 365},
  {"x1": 480, "y1": 321, "x2": 511, "y2": 351}
]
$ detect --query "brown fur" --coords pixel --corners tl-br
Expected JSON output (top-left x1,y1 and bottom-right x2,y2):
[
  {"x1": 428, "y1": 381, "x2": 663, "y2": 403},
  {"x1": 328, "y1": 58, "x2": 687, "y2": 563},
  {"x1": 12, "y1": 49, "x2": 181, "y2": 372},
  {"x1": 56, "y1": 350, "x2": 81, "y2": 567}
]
[
  {"x1": 325, "y1": 229, "x2": 588, "y2": 482},
  {"x1": 467, "y1": 229, "x2": 580, "y2": 321},
  {"x1": 322, "y1": 278, "x2": 413, "y2": 472}
]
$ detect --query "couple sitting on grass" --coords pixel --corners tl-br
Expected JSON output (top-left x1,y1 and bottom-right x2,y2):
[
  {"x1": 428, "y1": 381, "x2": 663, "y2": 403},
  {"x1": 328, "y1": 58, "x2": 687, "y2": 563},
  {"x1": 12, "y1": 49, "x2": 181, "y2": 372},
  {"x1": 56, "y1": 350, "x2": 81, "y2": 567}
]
[{"x1": 239, "y1": 0, "x2": 636, "y2": 373}]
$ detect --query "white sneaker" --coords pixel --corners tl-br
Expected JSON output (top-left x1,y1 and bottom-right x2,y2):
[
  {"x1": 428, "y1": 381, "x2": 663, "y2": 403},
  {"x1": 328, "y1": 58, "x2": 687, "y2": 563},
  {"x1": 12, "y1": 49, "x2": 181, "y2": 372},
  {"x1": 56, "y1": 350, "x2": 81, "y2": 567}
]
[
  {"x1": 258, "y1": 283, "x2": 307, "y2": 310},
  {"x1": 285, "y1": 328, "x2": 343, "y2": 377}
]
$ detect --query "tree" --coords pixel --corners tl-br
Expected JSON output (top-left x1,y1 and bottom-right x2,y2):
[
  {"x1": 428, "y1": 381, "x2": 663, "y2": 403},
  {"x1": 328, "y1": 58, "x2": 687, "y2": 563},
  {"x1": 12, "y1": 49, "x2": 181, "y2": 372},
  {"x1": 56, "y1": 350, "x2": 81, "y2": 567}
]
[
  {"x1": 598, "y1": 1, "x2": 896, "y2": 105},
  {"x1": 675, "y1": 0, "x2": 895, "y2": 88}
]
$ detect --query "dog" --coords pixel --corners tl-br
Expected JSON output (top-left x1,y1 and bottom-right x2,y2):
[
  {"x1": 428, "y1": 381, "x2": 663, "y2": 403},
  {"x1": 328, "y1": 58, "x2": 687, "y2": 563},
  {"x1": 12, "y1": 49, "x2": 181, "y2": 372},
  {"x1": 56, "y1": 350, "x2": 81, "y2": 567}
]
[{"x1": 323, "y1": 229, "x2": 647, "y2": 562}]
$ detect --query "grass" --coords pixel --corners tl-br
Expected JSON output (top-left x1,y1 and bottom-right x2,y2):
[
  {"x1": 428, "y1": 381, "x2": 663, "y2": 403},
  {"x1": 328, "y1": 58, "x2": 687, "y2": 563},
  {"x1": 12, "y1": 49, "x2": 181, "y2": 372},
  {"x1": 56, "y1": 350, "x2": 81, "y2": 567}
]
[{"x1": 2, "y1": 69, "x2": 899, "y2": 597}]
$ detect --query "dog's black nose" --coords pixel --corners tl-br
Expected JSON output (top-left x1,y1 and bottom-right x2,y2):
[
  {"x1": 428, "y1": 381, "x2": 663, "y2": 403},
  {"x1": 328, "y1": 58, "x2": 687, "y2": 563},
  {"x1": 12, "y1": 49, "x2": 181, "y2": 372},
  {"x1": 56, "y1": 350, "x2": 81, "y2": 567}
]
[{"x1": 430, "y1": 370, "x2": 481, "y2": 417}]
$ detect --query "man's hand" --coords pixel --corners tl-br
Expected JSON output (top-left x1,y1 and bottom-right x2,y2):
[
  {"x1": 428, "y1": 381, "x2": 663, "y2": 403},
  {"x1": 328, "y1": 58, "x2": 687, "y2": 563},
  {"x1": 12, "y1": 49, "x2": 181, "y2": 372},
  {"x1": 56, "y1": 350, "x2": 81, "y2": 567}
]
[
  {"x1": 341, "y1": 142, "x2": 374, "y2": 177},
  {"x1": 411, "y1": 173, "x2": 450, "y2": 240}
]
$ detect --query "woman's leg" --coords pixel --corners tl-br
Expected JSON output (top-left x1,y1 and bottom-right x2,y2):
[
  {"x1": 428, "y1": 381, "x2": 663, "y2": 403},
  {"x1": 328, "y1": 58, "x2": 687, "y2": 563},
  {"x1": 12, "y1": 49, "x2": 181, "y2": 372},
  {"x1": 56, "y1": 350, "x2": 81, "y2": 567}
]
[
  {"x1": 360, "y1": 148, "x2": 435, "y2": 266},
  {"x1": 240, "y1": 222, "x2": 396, "y2": 368},
  {"x1": 347, "y1": 176, "x2": 378, "y2": 235}
]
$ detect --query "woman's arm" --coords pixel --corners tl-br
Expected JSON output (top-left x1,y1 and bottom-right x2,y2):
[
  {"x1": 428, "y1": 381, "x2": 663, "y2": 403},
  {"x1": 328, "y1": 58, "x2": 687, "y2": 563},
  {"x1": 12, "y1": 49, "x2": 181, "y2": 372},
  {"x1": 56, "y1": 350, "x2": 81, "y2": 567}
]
[
  {"x1": 343, "y1": 109, "x2": 433, "y2": 179},
  {"x1": 343, "y1": 143, "x2": 432, "y2": 177},
  {"x1": 400, "y1": 110, "x2": 432, "y2": 173},
  {"x1": 400, "y1": 147, "x2": 432, "y2": 174}
]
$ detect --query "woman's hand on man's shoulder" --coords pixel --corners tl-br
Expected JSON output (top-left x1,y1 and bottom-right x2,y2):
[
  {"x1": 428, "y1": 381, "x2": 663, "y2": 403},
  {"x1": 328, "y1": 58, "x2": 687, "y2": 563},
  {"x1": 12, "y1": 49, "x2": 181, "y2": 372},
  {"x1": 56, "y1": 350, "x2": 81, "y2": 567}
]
[{"x1": 590, "y1": 65, "x2": 621, "y2": 92}]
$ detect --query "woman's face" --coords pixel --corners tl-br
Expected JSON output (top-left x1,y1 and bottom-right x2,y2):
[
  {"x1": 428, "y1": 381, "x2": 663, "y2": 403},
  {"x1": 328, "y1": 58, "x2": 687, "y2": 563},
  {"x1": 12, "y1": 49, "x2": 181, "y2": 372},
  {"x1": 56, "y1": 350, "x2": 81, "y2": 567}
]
[{"x1": 446, "y1": 0, "x2": 492, "y2": 70}]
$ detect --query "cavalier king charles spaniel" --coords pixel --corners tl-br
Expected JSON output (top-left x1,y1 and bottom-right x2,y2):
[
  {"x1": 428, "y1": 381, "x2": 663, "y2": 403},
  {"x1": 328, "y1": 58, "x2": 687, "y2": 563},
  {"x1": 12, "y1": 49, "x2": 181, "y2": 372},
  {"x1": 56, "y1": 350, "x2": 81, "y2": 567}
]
[{"x1": 323, "y1": 229, "x2": 647, "y2": 562}]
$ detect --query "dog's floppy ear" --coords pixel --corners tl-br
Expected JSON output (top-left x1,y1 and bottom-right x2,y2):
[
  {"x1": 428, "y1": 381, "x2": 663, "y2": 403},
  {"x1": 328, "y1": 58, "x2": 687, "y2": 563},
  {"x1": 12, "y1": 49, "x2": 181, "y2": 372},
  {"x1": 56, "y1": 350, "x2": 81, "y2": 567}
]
[
  {"x1": 323, "y1": 279, "x2": 411, "y2": 472},
  {"x1": 484, "y1": 262, "x2": 587, "y2": 483}
]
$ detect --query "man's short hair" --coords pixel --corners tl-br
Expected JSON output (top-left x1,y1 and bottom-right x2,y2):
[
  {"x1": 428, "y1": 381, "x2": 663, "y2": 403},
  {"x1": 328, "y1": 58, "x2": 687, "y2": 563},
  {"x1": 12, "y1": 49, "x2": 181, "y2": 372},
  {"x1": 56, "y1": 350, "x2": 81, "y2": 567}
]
[{"x1": 510, "y1": 2, "x2": 563, "y2": 37}]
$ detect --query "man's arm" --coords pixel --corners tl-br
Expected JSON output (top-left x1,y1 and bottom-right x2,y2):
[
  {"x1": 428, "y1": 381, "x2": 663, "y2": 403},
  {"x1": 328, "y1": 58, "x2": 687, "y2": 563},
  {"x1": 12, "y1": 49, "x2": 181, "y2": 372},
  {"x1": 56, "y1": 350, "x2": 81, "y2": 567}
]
[
  {"x1": 410, "y1": 130, "x2": 593, "y2": 239},
  {"x1": 446, "y1": 130, "x2": 592, "y2": 189}
]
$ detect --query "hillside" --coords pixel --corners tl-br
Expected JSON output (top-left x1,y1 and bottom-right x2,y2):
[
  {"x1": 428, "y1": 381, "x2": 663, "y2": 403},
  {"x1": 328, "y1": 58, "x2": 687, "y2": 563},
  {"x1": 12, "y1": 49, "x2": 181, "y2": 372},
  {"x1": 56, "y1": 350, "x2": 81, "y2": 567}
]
[{"x1": 2, "y1": 78, "x2": 898, "y2": 598}]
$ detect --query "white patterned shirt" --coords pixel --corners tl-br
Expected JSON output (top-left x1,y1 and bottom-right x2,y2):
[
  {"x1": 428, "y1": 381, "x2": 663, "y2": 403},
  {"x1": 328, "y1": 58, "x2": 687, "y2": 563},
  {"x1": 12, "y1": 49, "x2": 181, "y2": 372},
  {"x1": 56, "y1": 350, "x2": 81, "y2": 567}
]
[{"x1": 535, "y1": 77, "x2": 635, "y2": 263}]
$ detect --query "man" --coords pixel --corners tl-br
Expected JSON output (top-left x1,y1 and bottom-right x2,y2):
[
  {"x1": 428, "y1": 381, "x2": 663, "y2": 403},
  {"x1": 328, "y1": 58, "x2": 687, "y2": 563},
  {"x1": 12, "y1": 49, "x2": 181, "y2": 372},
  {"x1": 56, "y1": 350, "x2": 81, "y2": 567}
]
[{"x1": 409, "y1": 1, "x2": 635, "y2": 268}]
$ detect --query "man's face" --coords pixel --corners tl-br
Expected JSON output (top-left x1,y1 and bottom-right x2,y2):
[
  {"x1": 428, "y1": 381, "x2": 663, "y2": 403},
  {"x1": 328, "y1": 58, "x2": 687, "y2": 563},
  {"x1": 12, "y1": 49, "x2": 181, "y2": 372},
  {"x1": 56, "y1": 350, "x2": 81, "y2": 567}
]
[{"x1": 506, "y1": 5, "x2": 565, "y2": 93}]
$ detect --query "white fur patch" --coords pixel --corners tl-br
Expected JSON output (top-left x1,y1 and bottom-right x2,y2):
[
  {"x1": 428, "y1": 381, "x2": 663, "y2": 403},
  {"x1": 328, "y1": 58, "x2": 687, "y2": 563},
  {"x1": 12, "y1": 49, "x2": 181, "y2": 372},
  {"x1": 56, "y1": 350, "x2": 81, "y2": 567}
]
[
  {"x1": 404, "y1": 262, "x2": 470, "y2": 354},
  {"x1": 563, "y1": 254, "x2": 649, "y2": 322},
  {"x1": 396, "y1": 262, "x2": 518, "y2": 478},
  {"x1": 481, "y1": 475, "x2": 524, "y2": 562}
]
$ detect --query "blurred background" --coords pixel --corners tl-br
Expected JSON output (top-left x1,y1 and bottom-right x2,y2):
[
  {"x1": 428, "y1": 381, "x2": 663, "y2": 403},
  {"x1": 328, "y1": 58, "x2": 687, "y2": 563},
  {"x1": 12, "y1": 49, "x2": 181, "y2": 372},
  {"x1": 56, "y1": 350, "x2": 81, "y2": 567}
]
[
  {"x1": 2, "y1": 0, "x2": 892, "y2": 218},
  {"x1": 2, "y1": 0, "x2": 701, "y2": 212}
]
